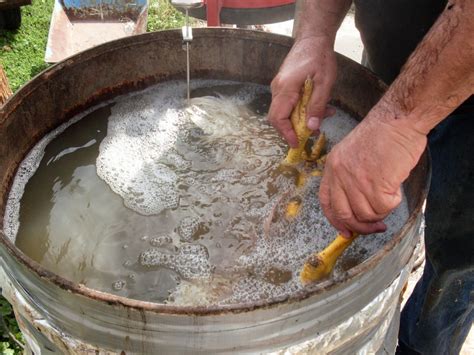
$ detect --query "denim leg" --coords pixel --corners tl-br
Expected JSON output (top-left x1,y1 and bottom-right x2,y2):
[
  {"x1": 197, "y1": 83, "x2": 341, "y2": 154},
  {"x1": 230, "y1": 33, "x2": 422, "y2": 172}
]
[{"x1": 399, "y1": 112, "x2": 474, "y2": 355}]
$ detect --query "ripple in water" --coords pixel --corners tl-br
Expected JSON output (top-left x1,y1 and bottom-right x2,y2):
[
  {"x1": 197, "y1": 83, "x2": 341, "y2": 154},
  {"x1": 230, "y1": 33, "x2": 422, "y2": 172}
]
[{"x1": 5, "y1": 80, "x2": 409, "y2": 306}]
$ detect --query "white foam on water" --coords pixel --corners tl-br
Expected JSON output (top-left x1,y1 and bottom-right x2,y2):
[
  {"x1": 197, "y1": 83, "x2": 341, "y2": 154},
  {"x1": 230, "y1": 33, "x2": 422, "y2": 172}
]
[
  {"x1": 186, "y1": 96, "x2": 244, "y2": 137},
  {"x1": 5, "y1": 80, "x2": 411, "y2": 307},
  {"x1": 167, "y1": 276, "x2": 233, "y2": 306},
  {"x1": 319, "y1": 110, "x2": 358, "y2": 150},
  {"x1": 95, "y1": 85, "x2": 184, "y2": 215},
  {"x1": 177, "y1": 216, "x2": 201, "y2": 242},
  {"x1": 139, "y1": 243, "x2": 212, "y2": 279},
  {"x1": 95, "y1": 82, "x2": 271, "y2": 216}
]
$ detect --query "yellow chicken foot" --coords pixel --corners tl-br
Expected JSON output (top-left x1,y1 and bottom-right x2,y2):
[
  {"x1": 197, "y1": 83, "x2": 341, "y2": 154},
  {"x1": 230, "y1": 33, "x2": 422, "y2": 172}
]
[
  {"x1": 300, "y1": 233, "x2": 359, "y2": 285},
  {"x1": 284, "y1": 78, "x2": 314, "y2": 164},
  {"x1": 316, "y1": 154, "x2": 327, "y2": 167},
  {"x1": 308, "y1": 132, "x2": 326, "y2": 161},
  {"x1": 296, "y1": 171, "x2": 307, "y2": 187},
  {"x1": 285, "y1": 197, "x2": 302, "y2": 219}
]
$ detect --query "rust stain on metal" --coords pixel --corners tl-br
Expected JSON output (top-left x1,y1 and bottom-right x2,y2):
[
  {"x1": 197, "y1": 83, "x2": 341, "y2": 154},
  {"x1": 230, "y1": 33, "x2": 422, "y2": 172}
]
[{"x1": 0, "y1": 28, "x2": 430, "y2": 318}]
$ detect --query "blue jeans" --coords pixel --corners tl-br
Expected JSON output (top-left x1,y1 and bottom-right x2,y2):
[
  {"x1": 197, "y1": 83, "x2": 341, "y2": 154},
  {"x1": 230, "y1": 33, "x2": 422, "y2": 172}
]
[
  {"x1": 354, "y1": 1, "x2": 473, "y2": 352},
  {"x1": 399, "y1": 111, "x2": 474, "y2": 354}
]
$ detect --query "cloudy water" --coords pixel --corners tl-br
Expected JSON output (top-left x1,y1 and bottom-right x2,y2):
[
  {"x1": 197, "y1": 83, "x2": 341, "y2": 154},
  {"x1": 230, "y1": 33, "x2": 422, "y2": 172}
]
[{"x1": 5, "y1": 80, "x2": 409, "y2": 306}]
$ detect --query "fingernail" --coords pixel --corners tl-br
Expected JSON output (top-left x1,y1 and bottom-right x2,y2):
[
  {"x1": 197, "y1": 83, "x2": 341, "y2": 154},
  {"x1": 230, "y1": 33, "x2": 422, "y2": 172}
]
[
  {"x1": 311, "y1": 129, "x2": 321, "y2": 136},
  {"x1": 307, "y1": 117, "x2": 320, "y2": 131},
  {"x1": 325, "y1": 106, "x2": 336, "y2": 118},
  {"x1": 375, "y1": 222, "x2": 387, "y2": 232},
  {"x1": 339, "y1": 230, "x2": 352, "y2": 238}
]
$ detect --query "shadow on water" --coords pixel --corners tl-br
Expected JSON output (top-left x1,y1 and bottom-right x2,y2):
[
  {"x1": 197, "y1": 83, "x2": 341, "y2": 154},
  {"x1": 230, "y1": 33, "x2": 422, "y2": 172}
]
[{"x1": 15, "y1": 104, "x2": 112, "y2": 262}]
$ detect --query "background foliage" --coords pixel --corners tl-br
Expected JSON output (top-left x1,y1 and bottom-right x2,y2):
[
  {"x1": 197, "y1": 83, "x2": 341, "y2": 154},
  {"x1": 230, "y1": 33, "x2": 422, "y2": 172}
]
[{"x1": 0, "y1": 0, "x2": 188, "y2": 91}]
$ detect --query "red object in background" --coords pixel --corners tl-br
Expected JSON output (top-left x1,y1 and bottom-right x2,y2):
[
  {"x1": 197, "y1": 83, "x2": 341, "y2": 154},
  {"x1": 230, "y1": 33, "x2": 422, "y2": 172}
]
[{"x1": 203, "y1": 0, "x2": 295, "y2": 26}]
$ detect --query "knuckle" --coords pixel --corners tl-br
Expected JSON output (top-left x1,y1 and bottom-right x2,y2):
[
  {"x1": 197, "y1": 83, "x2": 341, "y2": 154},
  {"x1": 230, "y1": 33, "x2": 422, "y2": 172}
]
[
  {"x1": 373, "y1": 205, "x2": 391, "y2": 217},
  {"x1": 375, "y1": 193, "x2": 402, "y2": 215},
  {"x1": 313, "y1": 75, "x2": 333, "y2": 93},
  {"x1": 318, "y1": 178, "x2": 329, "y2": 197},
  {"x1": 327, "y1": 152, "x2": 342, "y2": 170},
  {"x1": 309, "y1": 101, "x2": 326, "y2": 113},
  {"x1": 270, "y1": 78, "x2": 280, "y2": 92},
  {"x1": 271, "y1": 73, "x2": 282, "y2": 86},
  {"x1": 320, "y1": 199, "x2": 330, "y2": 213},
  {"x1": 267, "y1": 114, "x2": 276, "y2": 125},
  {"x1": 268, "y1": 119, "x2": 283, "y2": 133},
  {"x1": 358, "y1": 226, "x2": 376, "y2": 235},
  {"x1": 325, "y1": 67, "x2": 337, "y2": 82},
  {"x1": 354, "y1": 211, "x2": 377, "y2": 223},
  {"x1": 281, "y1": 127, "x2": 293, "y2": 137},
  {"x1": 319, "y1": 191, "x2": 329, "y2": 208},
  {"x1": 271, "y1": 73, "x2": 290, "y2": 93},
  {"x1": 392, "y1": 191, "x2": 403, "y2": 206},
  {"x1": 311, "y1": 72, "x2": 323, "y2": 83},
  {"x1": 334, "y1": 209, "x2": 353, "y2": 222},
  {"x1": 350, "y1": 221, "x2": 376, "y2": 235}
]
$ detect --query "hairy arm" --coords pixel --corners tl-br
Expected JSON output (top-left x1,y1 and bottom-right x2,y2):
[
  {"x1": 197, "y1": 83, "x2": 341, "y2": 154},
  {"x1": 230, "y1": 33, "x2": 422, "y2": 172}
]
[
  {"x1": 268, "y1": 0, "x2": 352, "y2": 147},
  {"x1": 294, "y1": 0, "x2": 352, "y2": 41},
  {"x1": 379, "y1": 0, "x2": 473, "y2": 134},
  {"x1": 320, "y1": 0, "x2": 474, "y2": 236}
]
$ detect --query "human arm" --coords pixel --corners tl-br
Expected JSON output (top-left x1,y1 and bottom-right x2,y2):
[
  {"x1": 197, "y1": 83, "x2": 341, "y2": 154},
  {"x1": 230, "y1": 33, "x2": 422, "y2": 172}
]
[
  {"x1": 268, "y1": 0, "x2": 352, "y2": 147},
  {"x1": 320, "y1": 0, "x2": 474, "y2": 237}
]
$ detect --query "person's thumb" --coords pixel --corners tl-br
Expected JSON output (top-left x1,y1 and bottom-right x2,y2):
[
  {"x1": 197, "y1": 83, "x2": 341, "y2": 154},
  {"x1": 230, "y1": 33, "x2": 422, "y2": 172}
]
[{"x1": 306, "y1": 83, "x2": 332, "y2": 131}]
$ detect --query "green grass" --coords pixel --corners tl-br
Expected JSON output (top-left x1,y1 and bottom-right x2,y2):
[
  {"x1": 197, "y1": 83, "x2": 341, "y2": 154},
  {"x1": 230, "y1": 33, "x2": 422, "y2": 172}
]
[
  {"x1": 0, "y1": 0, "x2": 53, "y2": 92},
  {"x1": 0, "y1": 0, "x2": 188, "y2": 92},
  {"x1": 0, "y1": 1, "x2": 188, "y2": 352},
  {"x1": 0, "y1": 298, "x2": 24, "y2": 354},
  {"x1": 148, "y1": 0, "x2": 190, "y2": 32}
]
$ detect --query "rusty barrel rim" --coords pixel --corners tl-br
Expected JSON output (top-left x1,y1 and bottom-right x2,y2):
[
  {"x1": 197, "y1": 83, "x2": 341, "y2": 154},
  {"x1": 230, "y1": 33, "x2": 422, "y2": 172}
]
[{"x1": 0, "y1": 28, "x2": 431, "y2": 316}]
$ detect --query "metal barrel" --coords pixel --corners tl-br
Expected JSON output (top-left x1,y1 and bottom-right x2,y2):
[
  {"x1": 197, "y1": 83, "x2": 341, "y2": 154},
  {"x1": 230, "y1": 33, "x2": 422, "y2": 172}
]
[{"x1": 0, "y1": 28, "x2": 430, "y2": 354}]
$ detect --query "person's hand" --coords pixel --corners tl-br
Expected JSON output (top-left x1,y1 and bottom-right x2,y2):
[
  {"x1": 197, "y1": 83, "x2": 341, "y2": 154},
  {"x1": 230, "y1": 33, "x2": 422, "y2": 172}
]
[
  {"x1": 268, "y1": 36, "x2": 337, "y2": 147},
  {"x1": 319, "y1": 112, "x2": 427, "y2": 236}
]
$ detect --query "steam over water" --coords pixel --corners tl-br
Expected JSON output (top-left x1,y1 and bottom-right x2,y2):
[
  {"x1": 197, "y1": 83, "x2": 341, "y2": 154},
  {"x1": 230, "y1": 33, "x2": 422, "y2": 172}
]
[{"x1": 5, "y1": 80, "x2": 408, "y2": 305}]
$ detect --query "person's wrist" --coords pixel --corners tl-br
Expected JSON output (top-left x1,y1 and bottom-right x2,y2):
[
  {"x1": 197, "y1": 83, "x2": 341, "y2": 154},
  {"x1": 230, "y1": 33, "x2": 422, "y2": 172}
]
[
  {"x1": 364, "y1": 104, "x2": 428, "y2": 165},
  {"x1": 294, "y1": 33, "x2": 336, "y2": 48},
  {"x1": 369, "y1": 97, "x2": 429, "y2": 136}
]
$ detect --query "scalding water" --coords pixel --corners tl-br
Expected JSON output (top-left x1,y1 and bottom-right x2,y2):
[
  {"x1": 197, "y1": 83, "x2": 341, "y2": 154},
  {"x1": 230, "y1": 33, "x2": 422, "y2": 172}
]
[{"x1": 4, "y1": 80, "x2": 409, "y2": 306}]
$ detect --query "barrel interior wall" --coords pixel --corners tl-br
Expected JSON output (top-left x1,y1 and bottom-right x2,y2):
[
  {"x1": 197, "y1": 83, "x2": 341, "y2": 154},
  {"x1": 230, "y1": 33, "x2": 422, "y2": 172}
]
[
  {"x1": 332, "y1": 55, "x2": 387, "y2": 120},
  {"x1": 404, "y1": 150, "x2": 430, "y2": 213},
  {"x1": 0, "y1": 28, "x2": 430, "y2": 353}
]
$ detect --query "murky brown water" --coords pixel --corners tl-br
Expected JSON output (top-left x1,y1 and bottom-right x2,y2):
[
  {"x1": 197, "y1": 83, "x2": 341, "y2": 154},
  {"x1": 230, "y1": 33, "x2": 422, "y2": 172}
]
[{"x1": 5, "y1": 80, "x2": 408, "y2": 305}]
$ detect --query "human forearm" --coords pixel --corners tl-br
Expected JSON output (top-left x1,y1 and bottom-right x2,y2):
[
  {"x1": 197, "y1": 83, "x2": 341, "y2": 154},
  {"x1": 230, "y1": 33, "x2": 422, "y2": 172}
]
[
  {"x1": 294, "y1": 0, "x2": 352, "y2": 43},
  {"x1": 319, "y1": 0, "x2": 473, "y2": 236},
  {"x1": 374, "y1": 0, "x2": 474, "y2": 135}
]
